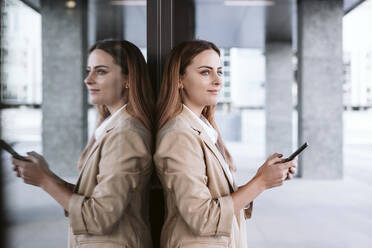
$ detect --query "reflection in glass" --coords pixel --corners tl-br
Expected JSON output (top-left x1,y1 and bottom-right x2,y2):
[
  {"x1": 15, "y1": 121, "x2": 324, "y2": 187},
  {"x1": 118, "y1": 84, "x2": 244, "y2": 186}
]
[{"x1": 1, "y1": 0, "x2": 41, "y2": 105}]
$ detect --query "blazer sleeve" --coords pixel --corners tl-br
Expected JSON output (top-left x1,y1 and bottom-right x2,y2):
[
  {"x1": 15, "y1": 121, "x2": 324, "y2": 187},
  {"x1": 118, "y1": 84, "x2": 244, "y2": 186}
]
[
  {"x1": 154, "y1": 129, "x2": 234, "y2": 237},
  {"x1": 68, "y1": 127, "x2": 151, "y2": 235}
]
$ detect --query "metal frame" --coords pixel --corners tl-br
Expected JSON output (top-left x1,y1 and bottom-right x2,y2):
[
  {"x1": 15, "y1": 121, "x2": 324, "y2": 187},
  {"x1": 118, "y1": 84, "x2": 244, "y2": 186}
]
[{"x1": 147, "y1": 0, "x2": 174, "y2": 97}]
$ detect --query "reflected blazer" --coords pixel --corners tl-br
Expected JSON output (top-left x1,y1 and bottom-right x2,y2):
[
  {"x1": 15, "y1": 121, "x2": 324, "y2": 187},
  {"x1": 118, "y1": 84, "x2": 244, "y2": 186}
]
[
  {"x1": 154, "y1": 107, "x2": 253, "y2": 248},
  {"x1": 67, "y1": 108, "x2": 153, "y2": 248}
]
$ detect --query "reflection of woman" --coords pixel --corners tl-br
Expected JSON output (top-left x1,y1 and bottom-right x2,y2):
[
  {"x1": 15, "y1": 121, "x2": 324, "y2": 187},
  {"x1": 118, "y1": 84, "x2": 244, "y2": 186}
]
[
  {"x1": 12, "y1": 39, "x2": 154, "y2": 248},
  {"x1": 154, "y1": 40, "x2": 296, "y2": 248}
]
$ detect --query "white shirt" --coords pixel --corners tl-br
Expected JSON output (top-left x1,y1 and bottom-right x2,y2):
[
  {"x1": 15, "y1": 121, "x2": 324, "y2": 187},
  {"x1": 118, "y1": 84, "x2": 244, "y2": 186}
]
[
  {"x1": 94, "y1": 104, "x2": 126, "y2": 140},
  {"x1": 183, "y1": 105, "x2": 234, "y2": 183}
]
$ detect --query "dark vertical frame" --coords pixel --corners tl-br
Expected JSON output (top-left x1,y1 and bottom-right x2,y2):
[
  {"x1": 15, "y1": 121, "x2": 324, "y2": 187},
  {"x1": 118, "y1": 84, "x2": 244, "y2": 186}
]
[
  {"x1": 147, "y1": 1, "x2": 195, "y2": 247},
  {"x1": 147, "y1": 1, "x2": 174, "y2": 247},
  {"x1": 297, "y1": 0, "x2": 303, "y2": 177},
  {"x1": 81, "y1": 0, "x2": 88, "y2": 144},
  {"x1": 0, "y1": 0, "x2": 4, "y2": 246},
  {"x1": 147, "y1": 0, "x2": 173, "y2": 97},
  {"x1": 147, "y1": 0, "x2": 195, "y2": 96},
  {"x1": 173, "y1": 0, "x2": 195, "y2": 47}
]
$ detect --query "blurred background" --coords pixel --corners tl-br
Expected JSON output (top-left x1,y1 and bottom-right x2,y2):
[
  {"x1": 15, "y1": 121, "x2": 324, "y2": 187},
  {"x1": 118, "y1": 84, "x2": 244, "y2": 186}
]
[{"x1": 0, "y1": 0, "x2": 371, "y2": 247}]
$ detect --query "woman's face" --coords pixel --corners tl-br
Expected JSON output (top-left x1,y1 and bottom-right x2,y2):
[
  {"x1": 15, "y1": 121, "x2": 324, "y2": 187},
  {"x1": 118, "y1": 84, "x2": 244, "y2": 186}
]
[
  {"x1": 84, "y1": 49, "x2": 126, "y2": 110},
  {"x1": 180, "y1": 49, "x2": 223, "y2": 112}
]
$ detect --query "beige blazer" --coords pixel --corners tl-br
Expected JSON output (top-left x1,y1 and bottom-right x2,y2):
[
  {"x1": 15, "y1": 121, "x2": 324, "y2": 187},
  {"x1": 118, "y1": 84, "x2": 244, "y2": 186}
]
[
  {"x1": 154, "y1": 107, "x2": 253, "y2": 248},
  {"x1": 67, "y1": 108, "x2": 153, "y2": 248}
]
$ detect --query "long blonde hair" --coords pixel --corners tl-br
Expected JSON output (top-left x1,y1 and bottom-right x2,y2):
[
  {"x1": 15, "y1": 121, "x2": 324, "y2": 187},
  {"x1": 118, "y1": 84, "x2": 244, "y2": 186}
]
[
  {"x1": 78, "y1": 39, "x2": 154, "y2": 169},
  {"x1": 156, "y1": 40, "x2": 235, "y2": 170}
]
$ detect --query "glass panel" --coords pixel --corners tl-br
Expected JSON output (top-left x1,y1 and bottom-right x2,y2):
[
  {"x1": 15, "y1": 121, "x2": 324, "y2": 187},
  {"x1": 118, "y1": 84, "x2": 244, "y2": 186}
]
[{"x1": 1, "y1": 0, "x2": 147, "y2": 247}]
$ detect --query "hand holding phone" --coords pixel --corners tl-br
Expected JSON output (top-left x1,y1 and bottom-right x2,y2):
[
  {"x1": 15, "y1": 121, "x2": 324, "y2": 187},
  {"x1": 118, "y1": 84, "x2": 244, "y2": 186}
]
[
  {"x1": 283, "y1": 142, "x2": 308, "y2": 162},
  {"x1": 0, "y1": 139, "x2": 30, "y2": 161}
]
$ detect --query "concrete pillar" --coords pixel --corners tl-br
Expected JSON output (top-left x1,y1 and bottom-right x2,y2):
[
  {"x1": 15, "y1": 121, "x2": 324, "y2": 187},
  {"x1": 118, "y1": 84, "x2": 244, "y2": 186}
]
[
  {"x1": 265, "y1": 42, "x2": 293, "y2": 157},
  {"x1": 41, "y1": 0, "x2": 88, "y2": 178},
  {"x1": 297, "y1": 0, "x2": 343, "y2": 179}
]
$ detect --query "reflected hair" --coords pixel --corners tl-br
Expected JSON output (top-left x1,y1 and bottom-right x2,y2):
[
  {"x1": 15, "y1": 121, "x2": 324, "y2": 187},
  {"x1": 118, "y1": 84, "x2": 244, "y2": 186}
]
[
  {"x1": 157, "y1": 39, "x2": 234, "y2": 170},
  {"x1": 79, "y1": 39, "x2": 154, "y2": 169}
]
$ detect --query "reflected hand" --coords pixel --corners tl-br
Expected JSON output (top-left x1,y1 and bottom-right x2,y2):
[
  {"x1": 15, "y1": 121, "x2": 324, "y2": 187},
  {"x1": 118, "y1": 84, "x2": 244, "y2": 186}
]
[{"x1": 11, "y1": 151, "x2": 53, "y2": 187}]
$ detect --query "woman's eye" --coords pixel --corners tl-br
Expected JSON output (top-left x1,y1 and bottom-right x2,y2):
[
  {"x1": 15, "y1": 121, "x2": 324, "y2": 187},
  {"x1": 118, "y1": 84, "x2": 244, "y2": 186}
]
[
  {"x1": 217, "y1": 71, "x2": 223, "y2": 76},
  {"x1": 201, "y1": 71, "x2": 209, "y2": 76},
  {"x1": 97, "y1": 70, "x2": 106, "y2": 75}
]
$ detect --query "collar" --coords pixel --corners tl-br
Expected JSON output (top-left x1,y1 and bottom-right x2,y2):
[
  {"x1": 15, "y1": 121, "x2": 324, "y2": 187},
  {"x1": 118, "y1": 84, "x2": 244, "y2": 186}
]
[
  {"x1": 94, "y1": 104, "x2": 127, "y2": 140},
  {"x1": 182, "y1": 104, "x2": 218, "y2": 144}
]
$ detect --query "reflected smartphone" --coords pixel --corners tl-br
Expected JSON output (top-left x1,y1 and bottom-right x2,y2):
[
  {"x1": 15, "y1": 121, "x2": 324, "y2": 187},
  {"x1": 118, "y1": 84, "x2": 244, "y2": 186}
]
[
  {"x1": 0, "y1": 139, "x2": 30, "y2": 161},
  {"x1": 283, "y1": 142, "x2": 308, "y2": 162}
]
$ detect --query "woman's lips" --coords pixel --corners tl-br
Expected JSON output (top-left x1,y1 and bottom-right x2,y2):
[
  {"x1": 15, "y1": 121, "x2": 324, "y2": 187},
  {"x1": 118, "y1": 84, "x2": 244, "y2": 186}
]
[
  {"x1": 207, "y1": 89, "x2": 220, "y2": 95},
  {"x1": 89, "y1": 89, "x2": 100, "y2": 94}
]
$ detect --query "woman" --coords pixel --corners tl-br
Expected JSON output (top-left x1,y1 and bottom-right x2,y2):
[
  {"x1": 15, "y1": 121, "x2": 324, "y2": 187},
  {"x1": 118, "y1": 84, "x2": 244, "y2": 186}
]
[
  {"x1": 12, "y1": 39, "x2": 154, "y2": 248},
  {"x1": 154, "y1": 40, "x2": 297, "y2": 248}
]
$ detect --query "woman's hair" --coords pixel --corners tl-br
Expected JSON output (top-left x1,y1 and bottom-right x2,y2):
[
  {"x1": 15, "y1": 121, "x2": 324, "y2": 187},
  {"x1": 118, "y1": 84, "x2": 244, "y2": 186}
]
[
  {"x1": 79, "y1": 39, "x2": 154, "y2": 169},
  {"x1": 156, "y1": 39, "x2": 234, "y2": 170}
]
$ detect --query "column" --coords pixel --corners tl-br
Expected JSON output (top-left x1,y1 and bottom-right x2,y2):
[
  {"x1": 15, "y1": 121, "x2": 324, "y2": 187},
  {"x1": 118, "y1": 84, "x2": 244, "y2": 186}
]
[
  {"x1": 265, "y1": 42, "x2": 293, "y2": 158},
  {"x1": 41, "y1": 0, "x2": 88, "y2": 178},
  {"x1": 297, "y1": 0, "x2": 343, "y2": 179}
]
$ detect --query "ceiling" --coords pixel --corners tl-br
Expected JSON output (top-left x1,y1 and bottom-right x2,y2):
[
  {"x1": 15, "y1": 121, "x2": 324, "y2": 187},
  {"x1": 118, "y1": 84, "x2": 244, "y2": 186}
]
[
  {"x1": 195, "y1": 0, "x2": 366, "y2": 49},
  {"x1": 21, "y1": 0, "x2": 367, "y2": 49}
]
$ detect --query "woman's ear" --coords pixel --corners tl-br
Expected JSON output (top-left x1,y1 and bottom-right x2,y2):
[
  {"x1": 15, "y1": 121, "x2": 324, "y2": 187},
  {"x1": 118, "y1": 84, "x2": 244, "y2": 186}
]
[
  {"x1": 178, "y1": 78, "x2": 184, "y2": 89},
  {"x1": 122, "y1": 75, "x2": 129, "y2": 89}
]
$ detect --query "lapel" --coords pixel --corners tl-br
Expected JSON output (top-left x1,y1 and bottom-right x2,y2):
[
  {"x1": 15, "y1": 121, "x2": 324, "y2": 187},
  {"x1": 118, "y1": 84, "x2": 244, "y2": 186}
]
[
  {"x1": 180, "y1": 108, "x2": 237, "y2": 192},
  {"x1": 74, "y1": 108, "x2": 130, "y2": 190}
]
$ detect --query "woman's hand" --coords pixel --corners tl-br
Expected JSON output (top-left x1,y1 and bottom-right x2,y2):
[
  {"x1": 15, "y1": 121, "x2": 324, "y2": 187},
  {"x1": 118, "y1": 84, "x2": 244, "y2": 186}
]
[
  {"x1": 232, "y1": 153, "x2": 297, "y2": 214},
  {"x1": 11, "y1": 151, "x2": 53, "y2": 188},
  {"x1": 286, "y1": 164, "x2": 297, "y2": 180},
  {"x1": 255, "y1": 153, "x2": 297, "y2": 190}
]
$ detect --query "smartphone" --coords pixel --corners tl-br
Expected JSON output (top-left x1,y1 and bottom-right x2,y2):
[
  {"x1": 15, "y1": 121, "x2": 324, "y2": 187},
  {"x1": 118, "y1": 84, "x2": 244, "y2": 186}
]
[
  {"x1": 283, "y1": 142, "x2": 308, "y2": 162},
  {"x1": 0, "y1": 139, "x2": 30, "y2": 161}
]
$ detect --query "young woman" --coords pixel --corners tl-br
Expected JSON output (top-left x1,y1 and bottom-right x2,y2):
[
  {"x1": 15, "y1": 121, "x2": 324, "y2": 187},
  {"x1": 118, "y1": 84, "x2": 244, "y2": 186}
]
[
  {"x1": 154, "y1": 40, "x2": 297, "y2": 248},
  {"x1": 12, "y1": 39, "x2": 154, "y2": 248}
]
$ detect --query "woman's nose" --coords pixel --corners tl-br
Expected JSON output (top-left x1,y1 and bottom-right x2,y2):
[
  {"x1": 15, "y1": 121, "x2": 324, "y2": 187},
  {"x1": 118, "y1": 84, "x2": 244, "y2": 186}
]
[
  {"x1": 84, "y1": 72, "x2": 94, "y2": 85},
  {"x1": 213, "y1": 72, "x2": 222, "y2": 85}
]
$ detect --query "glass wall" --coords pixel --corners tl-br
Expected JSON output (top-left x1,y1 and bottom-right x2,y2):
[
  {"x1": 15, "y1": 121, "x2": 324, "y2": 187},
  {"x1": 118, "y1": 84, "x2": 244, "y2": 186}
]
[
  {"x1": 1, "y1": 0, "x2": 371, "y2": 247},
  {"x1": 1, "y1": 1, "x2": 147, "y2": 247}
]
